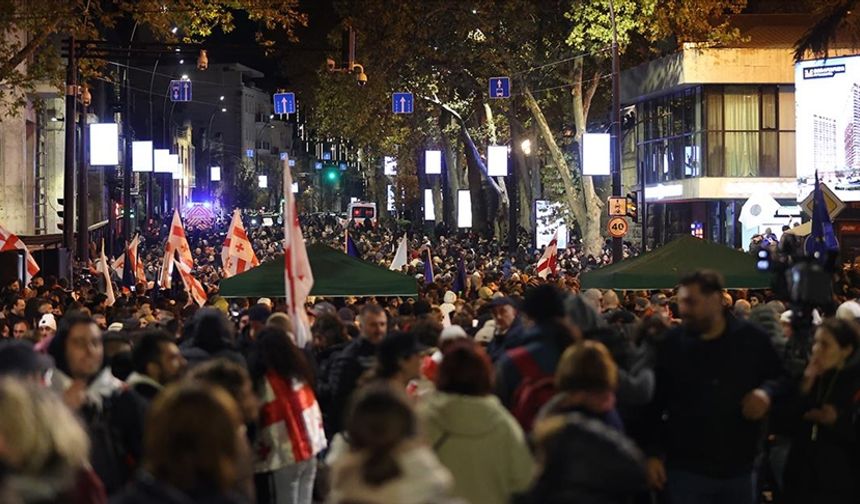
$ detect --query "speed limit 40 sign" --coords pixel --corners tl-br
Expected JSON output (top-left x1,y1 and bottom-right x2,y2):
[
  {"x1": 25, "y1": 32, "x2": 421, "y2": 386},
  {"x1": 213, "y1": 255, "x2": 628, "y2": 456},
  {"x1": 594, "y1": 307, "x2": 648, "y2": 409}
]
[{"x1": 608, "y1": 217, "x2": 629, "y2": 238}]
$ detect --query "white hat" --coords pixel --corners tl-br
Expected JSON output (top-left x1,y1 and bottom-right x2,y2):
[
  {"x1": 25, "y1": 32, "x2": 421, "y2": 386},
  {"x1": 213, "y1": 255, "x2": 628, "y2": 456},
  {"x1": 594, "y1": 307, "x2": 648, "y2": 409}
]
[
  {"x1": 443, "y1": 291, "x2": 457, "y2": 304},
  {"x1": 780, "y1": 309, "x2": 822, "y2": 326},
  {"x1": 257, "y1": 297, "x2": 273, "y2": 308},
  {"x1": 440, "y1": 325, "x2": 468, "y2": 342},
  {"x1": 38, "y1": 313, "x2": 57, "y2": 331},
  {"x1": 474, "y1": 319, "x2": 496, "y2": 344},
  {"x1": 107, "y1": 322, "x2": 124, "y2": 332},
  {"x1": 836, "y1": 300, "x2": 860, "y2": 321}
]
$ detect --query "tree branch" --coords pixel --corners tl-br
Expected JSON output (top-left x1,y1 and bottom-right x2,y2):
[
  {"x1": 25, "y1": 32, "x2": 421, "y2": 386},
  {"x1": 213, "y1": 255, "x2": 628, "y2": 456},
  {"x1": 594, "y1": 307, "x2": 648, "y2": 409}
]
[{"x1": 0, "y1": 21, "x2": 61, "y2": 82}]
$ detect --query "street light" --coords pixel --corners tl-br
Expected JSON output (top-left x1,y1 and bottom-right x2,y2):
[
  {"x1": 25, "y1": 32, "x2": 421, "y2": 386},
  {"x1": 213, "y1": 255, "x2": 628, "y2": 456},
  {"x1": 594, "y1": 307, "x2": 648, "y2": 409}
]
[{"x1": 520, "y1": 138, "x2": 532, "y2": 156}]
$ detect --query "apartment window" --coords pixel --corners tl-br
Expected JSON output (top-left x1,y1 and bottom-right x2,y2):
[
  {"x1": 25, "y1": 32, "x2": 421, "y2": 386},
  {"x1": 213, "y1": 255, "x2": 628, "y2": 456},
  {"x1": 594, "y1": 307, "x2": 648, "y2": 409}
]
[{"x1": 638, "y1": 85, "x2": 794, "y2": 184}]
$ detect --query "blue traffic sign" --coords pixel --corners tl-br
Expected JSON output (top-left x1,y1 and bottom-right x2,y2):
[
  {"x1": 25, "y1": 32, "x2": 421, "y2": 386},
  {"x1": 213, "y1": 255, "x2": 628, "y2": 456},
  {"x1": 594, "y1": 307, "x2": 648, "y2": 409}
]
[
  {"x1": 246, "y1": 149, "x2": 254, "y2": 158},
  {"x1": 273, "y1": 92, "x2": 296, "y2": 115},
  {"x1": 489, "y1": 77, "x2": 510, "y2": 99},
  {"x1": 392, "y1": 92, "x2": 414, "y2": 114},
  {"x1": 170, "y1": 79, "x2": 192, "y2": 102},
  {"x1": 314, "y1": 161, "x2": 323, "y2": 170},
  {"x1": 280, "y1": 152, "x2": 288, "y2": 160}
]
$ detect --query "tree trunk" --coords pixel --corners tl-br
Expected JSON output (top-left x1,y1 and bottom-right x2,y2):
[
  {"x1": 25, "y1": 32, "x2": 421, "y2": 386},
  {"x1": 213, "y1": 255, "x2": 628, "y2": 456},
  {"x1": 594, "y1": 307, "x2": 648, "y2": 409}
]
[
  {"x1": 483, "y1": 102, "x2": 509, "y2": 241},
  {"x1": 511, "y1": 118, "x2": 534, "y2": 234},
  {"x1": 523, "y1": 86, "x2": 603, "y2": 258},
  {"x1": 440, "y1": 125, "x2": 460, "y2": 227}
]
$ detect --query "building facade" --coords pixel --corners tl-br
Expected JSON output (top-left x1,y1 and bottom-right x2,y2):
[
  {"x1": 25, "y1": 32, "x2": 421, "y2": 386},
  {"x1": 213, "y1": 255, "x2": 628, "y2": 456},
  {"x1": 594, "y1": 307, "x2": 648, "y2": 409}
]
[{"x1": 621, "y1": 15, "x2": 859, "y2": 250}]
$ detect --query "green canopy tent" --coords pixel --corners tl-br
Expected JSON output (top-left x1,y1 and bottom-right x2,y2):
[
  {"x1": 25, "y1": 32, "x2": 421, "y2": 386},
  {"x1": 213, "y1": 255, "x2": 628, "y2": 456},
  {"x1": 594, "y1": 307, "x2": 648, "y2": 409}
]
[
  {"x1": 579, "y1": 236, "x2": 771, "y2": 290},
  {"x1": 219, "y1": 243, "x2": 418, "y2": 298}
]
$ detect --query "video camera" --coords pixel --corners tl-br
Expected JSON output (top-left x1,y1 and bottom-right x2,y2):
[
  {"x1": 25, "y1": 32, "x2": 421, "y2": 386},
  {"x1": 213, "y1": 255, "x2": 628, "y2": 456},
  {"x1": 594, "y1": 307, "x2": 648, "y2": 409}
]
[{"x1": 756, "y1": 233, "x2": 837, "y2": 375}]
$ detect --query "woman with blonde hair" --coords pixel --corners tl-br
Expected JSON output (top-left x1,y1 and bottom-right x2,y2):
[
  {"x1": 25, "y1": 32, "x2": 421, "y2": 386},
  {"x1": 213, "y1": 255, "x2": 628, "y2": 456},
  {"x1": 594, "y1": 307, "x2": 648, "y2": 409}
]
[{"x1": 0, "y1": 377, "x2": 102, "y2": 503}]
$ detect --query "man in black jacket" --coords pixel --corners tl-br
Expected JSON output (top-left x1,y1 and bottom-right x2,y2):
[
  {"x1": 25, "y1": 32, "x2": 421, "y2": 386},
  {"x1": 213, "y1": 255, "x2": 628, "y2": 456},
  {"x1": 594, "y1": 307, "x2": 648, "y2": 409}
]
[
  {"x1": 324, "y1": 303, "x2": 387, "y2": 436},
  {"x1": 644, "y1": 270, "x2": 785, "y2": 504},
  {"x1": 126, "y1": 329, "x2": 187, "y2": 402}
]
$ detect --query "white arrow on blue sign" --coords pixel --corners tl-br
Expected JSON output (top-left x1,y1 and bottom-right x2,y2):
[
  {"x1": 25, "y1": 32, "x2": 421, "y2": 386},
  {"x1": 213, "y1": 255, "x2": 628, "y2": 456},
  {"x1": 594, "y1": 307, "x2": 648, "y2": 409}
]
[
  {"x1": 489, "y1": 77, "x2": 511, "y2": 99},
  {"x1": 392, "y1": 92, "x2": 414, "y2": 114},
  {"x1": 273, "y1": 92, "x2": 296, "y2": 115},
  {"x1": 169, "y1": 79, "x2": 192, "y2": 102}
]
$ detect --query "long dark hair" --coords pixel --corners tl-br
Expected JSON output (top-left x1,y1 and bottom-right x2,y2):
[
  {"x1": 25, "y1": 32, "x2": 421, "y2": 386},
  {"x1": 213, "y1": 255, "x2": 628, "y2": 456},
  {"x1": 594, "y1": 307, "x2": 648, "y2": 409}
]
[
  {"x1": 346, "y1": 384, "x2": 416, "y2": 487},
  {"x1": 250, "y1": 326, "x2": 314, "y2": 387}
]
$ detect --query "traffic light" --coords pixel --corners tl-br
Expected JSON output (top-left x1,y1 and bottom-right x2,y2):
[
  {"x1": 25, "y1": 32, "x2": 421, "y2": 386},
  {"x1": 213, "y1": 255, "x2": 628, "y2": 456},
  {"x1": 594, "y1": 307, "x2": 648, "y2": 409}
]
[
  {"x1": 323, "y1": 167, "x2": 340, "y2": 184},
  {"x1": 626, "y1": 192, "x2": 638, "y2": 222},
  {"x1": 56, "y1": 198, "x2": 65, "y2": 230}
]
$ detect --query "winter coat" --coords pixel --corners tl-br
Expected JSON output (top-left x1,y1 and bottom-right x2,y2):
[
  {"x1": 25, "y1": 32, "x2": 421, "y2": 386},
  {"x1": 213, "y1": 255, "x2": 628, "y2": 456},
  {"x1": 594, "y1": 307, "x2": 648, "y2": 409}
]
[
  {"x1": 111, "y1": 473, "x2": 248, "y2": 504},
  {"x1": 327, "y1": 441, "x2": 460, "y2": 504},
  {"x1": 49, "y1": 368, "x2": 146, "y2": 495},
  {"x1": 514, "y1": 412, "x2": 646, "y2": 504},
  {"x1": 125, "y1": 371, "x2": 162, "y2": 402},
  {"x1": 325, "y1": 337, "x2": 378, "y2": 435},
  {"x1": 783, "y1": 362, "x2": 860, "y2": 504},
  {"x1": 495, "y1": 321, "x2": 570, "y2": 408},
  {"x1": 417, "y1": 392, "x2": 534, "y2": 504}
]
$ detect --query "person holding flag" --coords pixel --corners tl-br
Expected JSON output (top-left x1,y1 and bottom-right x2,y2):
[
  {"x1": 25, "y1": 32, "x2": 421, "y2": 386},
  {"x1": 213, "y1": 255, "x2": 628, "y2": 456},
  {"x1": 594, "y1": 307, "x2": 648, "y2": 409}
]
[
  {"x1": 97, "y1": 239, "x2": 115, "y2": 307},
  {"x1": 159, "y1": 209, "x2": 194, "y2": 289},
  {"x1": 536, "y1": 231, "x2": 559, "y2": 279},
  {"x1": 423, "y1": 246, "x2": 435, "y2": 284}
]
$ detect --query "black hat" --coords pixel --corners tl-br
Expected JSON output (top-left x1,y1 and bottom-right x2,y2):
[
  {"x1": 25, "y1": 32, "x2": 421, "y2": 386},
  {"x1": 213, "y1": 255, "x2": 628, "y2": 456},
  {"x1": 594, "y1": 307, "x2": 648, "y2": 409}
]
[
  {"x1": 377, "y1": 332, "x2": 427, "y2": 368},
  {"x1": 0, "y1": 341, "x2": 53, "y2": 377},
  {"x1": 248, "y1": 303, "x2": 272, "y2": 323},
  {"x1": 489, "y1": 296, "x2": 517, "y2": 309}
]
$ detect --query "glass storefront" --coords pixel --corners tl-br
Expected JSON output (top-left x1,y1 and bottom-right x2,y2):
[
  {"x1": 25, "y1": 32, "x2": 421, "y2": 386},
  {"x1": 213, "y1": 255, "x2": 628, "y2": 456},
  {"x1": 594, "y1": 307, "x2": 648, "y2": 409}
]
[{"x1": 636, "y1": 85, "x2": 795, "y2": 184}]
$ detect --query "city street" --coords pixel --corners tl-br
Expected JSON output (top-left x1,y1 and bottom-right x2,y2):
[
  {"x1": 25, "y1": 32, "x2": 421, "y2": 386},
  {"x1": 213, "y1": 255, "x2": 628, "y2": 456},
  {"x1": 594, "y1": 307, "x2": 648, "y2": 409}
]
[{"x1": 0, "y1": 2, "x2": 859, "y2": 504}]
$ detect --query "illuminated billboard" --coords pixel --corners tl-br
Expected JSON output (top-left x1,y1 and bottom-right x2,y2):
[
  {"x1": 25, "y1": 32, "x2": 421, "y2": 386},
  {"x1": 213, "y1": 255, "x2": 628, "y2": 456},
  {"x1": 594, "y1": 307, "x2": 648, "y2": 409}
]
[{"x1": 796, "y1": 55, "x2": 860, "y2": 201}]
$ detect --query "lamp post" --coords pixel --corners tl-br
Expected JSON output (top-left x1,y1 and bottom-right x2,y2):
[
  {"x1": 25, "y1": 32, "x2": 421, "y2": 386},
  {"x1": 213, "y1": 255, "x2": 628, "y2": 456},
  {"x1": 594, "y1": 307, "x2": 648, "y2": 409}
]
[{"x1": 608, "y1": 0, "x2": 623, "y2": 263}]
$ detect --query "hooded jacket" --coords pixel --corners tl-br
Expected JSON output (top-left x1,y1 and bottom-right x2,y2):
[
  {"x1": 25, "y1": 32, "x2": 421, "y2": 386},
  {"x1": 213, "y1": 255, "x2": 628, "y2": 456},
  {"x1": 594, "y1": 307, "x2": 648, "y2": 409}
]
[
  {"x1": 417, "y1": 392, "x2": 534, "y2": 504},
  {"x1": 328, "y1": 440, "x2": 461, "y2": 504}
]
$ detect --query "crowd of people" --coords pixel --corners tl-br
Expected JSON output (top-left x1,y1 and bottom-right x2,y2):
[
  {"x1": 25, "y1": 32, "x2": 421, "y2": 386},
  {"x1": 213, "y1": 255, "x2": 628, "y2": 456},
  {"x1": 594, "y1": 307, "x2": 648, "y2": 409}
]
[{"x1": 0, "y1": 214, "x2": 858, "y2": 504}]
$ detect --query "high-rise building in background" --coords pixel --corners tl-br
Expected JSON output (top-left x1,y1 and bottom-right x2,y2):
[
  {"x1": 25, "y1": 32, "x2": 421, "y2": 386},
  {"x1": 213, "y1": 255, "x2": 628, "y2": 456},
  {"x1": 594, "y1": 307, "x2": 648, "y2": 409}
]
[
  {"x1": 844, "y1": 83, "x2": 860, "y2": 171},
  {"x1": 813, "y1": 114, "x2": 837, "y2": 173}
]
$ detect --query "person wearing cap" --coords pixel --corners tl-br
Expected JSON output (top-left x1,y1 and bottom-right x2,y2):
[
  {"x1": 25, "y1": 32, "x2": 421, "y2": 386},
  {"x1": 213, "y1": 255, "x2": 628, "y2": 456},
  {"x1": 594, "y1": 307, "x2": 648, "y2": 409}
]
[
  {"x1": 38, "y1": 312, "x2": 57, "y2": 340},
  {"x1": 0, "y1": 340, "x2": 53, "y2": 382},
  {"x1": 374, "y1": 331, "x2": 426, "y2": 391},
  {"x1": 237, "y1": 303, "x2": 272, "y2": 358},
  {"x1": 486, "y1": 297, "x2": 524, "y2": 362}
]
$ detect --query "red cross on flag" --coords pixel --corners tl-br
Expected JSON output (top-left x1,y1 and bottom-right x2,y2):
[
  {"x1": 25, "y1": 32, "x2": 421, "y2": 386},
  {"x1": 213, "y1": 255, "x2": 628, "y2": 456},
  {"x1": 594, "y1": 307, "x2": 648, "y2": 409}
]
[
  {"x1": 128, "y1": 235, "x2": 146, "y2": 285},
  {"x1": 283, "y1": 157, "x2": 314, "y2": 348},
  {"x1": 536, "y1": 230, "x2": 559, "y2": 279},
  {"x1": 174, "y1": 257, "x2": 207, "y2": 306},
  {"x1": 159, "y1": 209, "x2": 193, "y2": 288},
  {"x1": 222, "y1": 209, "x2": 260, "y2": 278},
  {"x1": 0, "y1": 224, "x2": 40, "y2": 282}
]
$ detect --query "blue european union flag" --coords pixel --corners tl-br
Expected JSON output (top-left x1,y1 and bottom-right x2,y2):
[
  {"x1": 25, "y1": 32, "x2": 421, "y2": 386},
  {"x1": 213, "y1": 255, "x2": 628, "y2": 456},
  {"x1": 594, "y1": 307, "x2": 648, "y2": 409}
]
[{"x1": 806, "y1": 170, "x2": 839, "y2": 263}]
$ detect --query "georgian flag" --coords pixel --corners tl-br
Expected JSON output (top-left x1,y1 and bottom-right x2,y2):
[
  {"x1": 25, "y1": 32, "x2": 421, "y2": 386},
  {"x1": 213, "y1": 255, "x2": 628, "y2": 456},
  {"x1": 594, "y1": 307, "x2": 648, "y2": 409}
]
[
  {"x1": 159, "y1": 209, "x2": 193, "y2": 289},
  {"x1": 174, "y1": 257, "x2": 207, "y2": 306},
  {"x1": 0, "y1": 224, "x2": 40, "y2": 282},
  {"x1": 536, "y1": 231, "x2": 559, "y2": 279},
  {"x1": 283, "y1": 157, "x2": 314, "y2": 348},
  {"x1": 222, "y1": 209, "x2": 259, "y2": 277},
  {"x1": 97, "y1": 240, "x2": 115, "y2": 307}
]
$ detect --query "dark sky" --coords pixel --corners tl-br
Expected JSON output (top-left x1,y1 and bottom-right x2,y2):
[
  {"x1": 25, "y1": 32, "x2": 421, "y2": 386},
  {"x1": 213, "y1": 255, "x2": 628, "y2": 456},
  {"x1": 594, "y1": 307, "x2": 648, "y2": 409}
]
[{"x1": 203, "y1": 0, "x2": 339, "y2": 93}]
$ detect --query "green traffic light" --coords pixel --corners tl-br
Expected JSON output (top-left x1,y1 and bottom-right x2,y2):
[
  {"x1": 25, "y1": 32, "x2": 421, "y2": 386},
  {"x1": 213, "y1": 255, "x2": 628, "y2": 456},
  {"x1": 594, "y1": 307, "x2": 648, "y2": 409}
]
[{"x1": 325, "y1": 170, "x2": 338, "y2": 182}]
